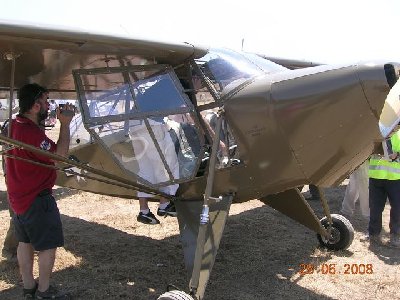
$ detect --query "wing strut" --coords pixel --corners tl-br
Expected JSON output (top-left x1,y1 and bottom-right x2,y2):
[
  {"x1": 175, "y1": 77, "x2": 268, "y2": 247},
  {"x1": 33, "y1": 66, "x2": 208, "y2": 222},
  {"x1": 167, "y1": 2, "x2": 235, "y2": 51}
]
[
  {"x1": 174, "y1": 108, "x2": 234, "y2": 300},
  {"x1": 0, "y1": 134, "x2": 173, "y2": 199}
]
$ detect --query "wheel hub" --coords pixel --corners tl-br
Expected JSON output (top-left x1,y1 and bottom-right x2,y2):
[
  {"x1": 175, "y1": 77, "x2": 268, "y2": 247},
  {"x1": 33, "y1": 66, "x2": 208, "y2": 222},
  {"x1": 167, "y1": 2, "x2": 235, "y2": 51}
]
[{"x1": 323, "y1": 227, "x2": 341, "y2": 244}]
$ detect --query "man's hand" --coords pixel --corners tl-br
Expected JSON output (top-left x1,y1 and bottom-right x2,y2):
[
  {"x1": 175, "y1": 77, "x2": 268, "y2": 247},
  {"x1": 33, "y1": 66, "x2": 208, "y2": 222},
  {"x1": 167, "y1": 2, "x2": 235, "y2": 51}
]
[
  {"x1": 55, "y1": 103, "x2": 75, "y2": 157},
  {"x1": 57, "y1": 103, "x2": 75, "y2": 125}
]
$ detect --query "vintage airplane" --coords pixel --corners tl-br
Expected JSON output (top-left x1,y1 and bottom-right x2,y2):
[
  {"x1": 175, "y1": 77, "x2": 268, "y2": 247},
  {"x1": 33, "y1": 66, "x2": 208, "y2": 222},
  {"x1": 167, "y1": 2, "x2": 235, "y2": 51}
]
[{"x1": 0, "y1": 20, "x2": 400, "y2": 300}]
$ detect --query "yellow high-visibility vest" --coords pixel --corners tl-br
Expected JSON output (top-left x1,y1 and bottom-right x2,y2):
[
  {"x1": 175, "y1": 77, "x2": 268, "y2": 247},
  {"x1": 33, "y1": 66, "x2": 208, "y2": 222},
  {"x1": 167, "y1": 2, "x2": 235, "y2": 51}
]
[{"x1": 369, "y1": 129, "x2": 400, "y2": 180}]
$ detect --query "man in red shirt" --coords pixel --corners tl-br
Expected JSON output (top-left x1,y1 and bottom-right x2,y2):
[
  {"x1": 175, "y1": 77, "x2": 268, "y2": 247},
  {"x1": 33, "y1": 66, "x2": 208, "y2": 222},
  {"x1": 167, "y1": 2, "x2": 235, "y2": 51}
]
[
  {"x1": 6, "y1": 83, "x2": 74, "y2": 299},
  {"x1": 1, "y1": 119, "x2": 18, "y2": 262}
]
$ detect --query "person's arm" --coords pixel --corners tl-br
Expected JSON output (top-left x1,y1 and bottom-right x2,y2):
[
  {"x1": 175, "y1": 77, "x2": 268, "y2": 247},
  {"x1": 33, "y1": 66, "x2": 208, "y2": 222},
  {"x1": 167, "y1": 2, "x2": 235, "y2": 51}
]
[
  {"x1": 55, "y1": 103, "x2": 74, "y2": 157},
  {"x1": 202, "y1": 113, "x2": 228, "y2": 157}
]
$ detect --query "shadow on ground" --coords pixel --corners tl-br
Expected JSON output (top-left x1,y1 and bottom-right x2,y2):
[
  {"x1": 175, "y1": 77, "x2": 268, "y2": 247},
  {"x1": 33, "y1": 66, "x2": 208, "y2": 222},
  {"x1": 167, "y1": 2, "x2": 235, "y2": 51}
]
[
  {"x1": 1, "y1": 185, "x2": 398, "y2": 299},
  {"x1": 1, "y1": 202, "x2": 336, "y2": 299}
]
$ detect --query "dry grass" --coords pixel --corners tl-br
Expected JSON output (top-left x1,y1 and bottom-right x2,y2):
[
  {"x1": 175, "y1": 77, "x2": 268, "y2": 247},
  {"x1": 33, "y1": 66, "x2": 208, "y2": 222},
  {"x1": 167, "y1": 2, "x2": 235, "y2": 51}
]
[{"x1": 1, "y1": 183, "x2": 399, "y2": 300}]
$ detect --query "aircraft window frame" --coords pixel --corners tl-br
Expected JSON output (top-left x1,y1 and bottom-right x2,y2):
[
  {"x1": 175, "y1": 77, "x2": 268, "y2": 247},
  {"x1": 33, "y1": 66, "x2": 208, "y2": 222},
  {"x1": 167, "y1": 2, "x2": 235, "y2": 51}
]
[
  {"x1": 189, "y1": 60, "x2": 221, "y2": 110},
  {"x1": 73, "y1": 65, "x2": 206, "y2": 187},
  {"x1": 194, "y1": 48, "x2": 265, "y2": 105},
  {"x1": 179, "y1": 59, "x2": 241, "y2": 170}
]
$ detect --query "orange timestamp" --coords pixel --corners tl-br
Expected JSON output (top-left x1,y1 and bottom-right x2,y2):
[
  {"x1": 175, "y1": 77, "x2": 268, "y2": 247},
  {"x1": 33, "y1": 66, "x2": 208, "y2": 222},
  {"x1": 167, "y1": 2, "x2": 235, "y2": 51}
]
[{"x1": 299, "y1": 263, "x2": 373, "y2": 275}]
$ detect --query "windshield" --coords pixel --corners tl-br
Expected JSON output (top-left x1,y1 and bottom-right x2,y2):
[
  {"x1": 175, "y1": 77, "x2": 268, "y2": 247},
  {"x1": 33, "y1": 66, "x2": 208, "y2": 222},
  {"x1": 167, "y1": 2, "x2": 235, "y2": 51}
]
[
  {"x1": 196, "y1": 48, "x2": 263, "y2": 95},
  {"x1": 195, "y1": 48, "x2": 286, "y2": 96}
]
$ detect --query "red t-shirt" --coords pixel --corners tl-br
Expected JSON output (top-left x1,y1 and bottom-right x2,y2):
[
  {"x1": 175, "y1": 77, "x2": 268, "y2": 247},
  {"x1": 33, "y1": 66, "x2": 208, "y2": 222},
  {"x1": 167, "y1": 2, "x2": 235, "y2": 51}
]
[{"x1": 6, "y1": 116, "x2": 57, "y2": 214}]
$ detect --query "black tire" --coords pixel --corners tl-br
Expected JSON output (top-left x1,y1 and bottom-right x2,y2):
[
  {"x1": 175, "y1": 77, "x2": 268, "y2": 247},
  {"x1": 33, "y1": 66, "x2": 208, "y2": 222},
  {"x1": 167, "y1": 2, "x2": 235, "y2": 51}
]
[
  {"x1": 157, "y1": 290, "x2": 194, "y2": 300},
  {"x1": 317, "y1": 214, "x2": 354, "y2": 250}
]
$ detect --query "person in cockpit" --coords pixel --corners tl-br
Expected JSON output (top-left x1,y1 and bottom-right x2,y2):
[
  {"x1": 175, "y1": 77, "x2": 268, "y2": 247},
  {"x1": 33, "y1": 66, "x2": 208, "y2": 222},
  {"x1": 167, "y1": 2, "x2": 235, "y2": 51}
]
[{"x1": 129, "y1": 74, "x2": 181, "y2": 224}]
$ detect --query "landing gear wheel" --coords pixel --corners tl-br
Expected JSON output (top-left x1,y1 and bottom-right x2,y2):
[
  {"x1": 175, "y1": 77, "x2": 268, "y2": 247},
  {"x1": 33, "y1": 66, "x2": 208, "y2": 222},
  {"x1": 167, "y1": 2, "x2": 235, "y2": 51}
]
[
  {"x1": 317, "y1": 214, "x2": 354, "y2": 250},
  {"x1": 157, "y1": 290, "x2": 195, "y2": 300}
]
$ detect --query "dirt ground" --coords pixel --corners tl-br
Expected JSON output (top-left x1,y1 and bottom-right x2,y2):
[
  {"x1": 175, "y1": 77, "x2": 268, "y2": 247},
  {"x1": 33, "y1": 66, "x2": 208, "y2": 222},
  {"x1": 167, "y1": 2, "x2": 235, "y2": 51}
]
[{"x1": 0, "y1": 175, "x2": 399, "y2": 299}]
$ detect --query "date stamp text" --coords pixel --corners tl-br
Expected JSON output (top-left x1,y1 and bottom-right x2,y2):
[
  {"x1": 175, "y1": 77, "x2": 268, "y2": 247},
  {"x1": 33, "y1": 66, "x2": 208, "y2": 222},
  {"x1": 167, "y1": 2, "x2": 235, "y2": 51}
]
[{"x1": 299, "y1": 263, "x2": 373, "y2": 275}]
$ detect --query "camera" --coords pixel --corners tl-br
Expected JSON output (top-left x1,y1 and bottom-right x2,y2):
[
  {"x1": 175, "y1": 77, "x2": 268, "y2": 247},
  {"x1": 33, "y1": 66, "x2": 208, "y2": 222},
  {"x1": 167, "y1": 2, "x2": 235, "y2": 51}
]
[{"x1": 59, "y1": 103, "x2": 76, "y2": 116}]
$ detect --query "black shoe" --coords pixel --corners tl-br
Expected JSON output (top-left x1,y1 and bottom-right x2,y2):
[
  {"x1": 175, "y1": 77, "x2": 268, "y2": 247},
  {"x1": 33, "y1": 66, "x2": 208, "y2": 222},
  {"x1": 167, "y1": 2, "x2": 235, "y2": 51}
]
[
  {"x1": 388, "y1": 234, "x2": 400, "y2": 248},
  {"x1": 361, "y1": 234, "x2": 382, "y2": 245},
  {"x1": 36, "y1": 285, "x2": 70, "y2": 299},
  {"x1": 157, "y1": 202, "x2": 177, "y2": 217},
  {"x1": 23, "y1": 282, "x2": 38, "y2": 299},
  {"x1": 137, "y1": 211, "x2": 160, "y2": 224}
]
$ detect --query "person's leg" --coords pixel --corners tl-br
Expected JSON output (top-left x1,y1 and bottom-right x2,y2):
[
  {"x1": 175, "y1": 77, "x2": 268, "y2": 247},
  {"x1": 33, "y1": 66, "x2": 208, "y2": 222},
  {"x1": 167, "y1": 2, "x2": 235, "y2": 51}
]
[
  {"x1": 357, "y1": 165, "x2": 370, "y2": 218},
  {"x1": 139, "y1": 198, "x2": 149, "y2": 211},
  {"x1": 368, "y1": 178, "x2": 387, "y2": 236},
  {"x1": 358, "y1": 173, "x2": 370, "y2": 219},
  {"x1": 157, "y1": 183, "x2": 178, "y2": 217},
  {"x1": 17, "y1": 242, "x2": 36, "y2": 289},
  {"x1": 37, "y1": 248, "x2": 56, "y2": 292},
  {"x1": 32, "y1": 195, "x2": 67, "y2": 298},
  {"x1": 35, "y1": 249, "x2": 68, "y2": 299},
  {"x1": 341, "y1": 173, "x2": 358, "y2": 216},
  {"x1": 386, "y1": 180, "x2": 400, "y2": 236}
]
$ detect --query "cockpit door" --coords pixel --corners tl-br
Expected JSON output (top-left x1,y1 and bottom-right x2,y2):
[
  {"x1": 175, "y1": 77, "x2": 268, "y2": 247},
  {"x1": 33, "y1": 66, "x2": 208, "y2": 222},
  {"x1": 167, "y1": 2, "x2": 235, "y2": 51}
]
[{"x1": 73, "y1": 64, "x2": 204, "y2": 189}]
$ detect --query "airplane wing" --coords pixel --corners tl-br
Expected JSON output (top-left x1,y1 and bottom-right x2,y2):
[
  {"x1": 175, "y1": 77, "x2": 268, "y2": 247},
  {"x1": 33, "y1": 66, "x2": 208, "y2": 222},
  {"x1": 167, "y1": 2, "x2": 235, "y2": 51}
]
[
  {"x1": 0, "y1": 20, "x2": 210, "y2": 198},
  {"x1": 1, "y1": 19, "x2": 400, "y2": 300},
  {"x1": 0, "y1": 19, "x2": 208, "y2": 97}
]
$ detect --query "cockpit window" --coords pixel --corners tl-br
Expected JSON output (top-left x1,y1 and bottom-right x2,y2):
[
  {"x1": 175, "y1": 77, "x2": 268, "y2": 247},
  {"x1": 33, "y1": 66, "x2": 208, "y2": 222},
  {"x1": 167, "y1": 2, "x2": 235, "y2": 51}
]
[
  {"x1": 132, "y1": 74, "x2": 187, "y2": 113},
  {"x1": 195, "y1": 48, "x2": 264, "y2": 96}
]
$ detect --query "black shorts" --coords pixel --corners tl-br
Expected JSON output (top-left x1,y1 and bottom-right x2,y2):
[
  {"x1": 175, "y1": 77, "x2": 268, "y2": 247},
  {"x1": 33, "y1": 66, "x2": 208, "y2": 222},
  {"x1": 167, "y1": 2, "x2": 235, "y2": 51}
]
[{"x1": 13, "y1": 191, "x2": 64, "y2": 251}]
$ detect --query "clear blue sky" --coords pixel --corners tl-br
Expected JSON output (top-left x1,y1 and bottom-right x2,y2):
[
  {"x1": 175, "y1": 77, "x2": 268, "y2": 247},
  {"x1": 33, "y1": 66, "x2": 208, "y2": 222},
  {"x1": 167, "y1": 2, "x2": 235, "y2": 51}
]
[{"x1": 1, "y1": 0, "x2": 399, "y2": 64}]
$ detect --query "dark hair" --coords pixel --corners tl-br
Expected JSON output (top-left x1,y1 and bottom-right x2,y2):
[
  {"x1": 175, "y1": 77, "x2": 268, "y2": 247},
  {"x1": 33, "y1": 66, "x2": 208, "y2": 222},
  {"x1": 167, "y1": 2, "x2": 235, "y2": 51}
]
[{"x1": 18, "y1": 83, "x2": 48, "y2": 114}]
